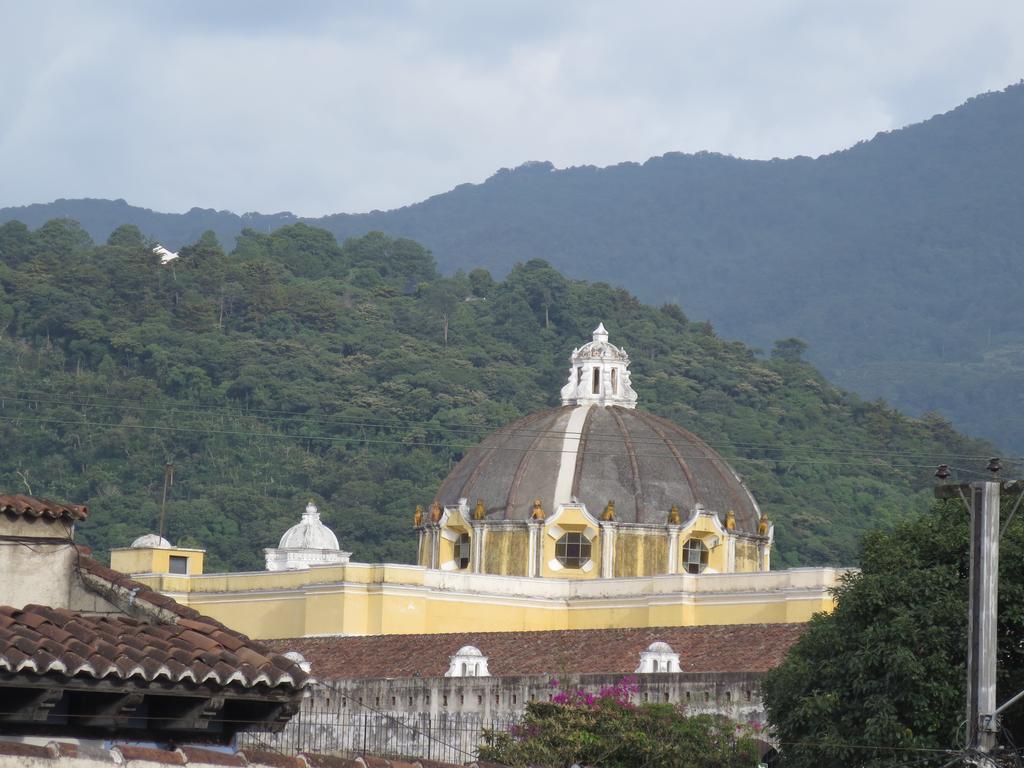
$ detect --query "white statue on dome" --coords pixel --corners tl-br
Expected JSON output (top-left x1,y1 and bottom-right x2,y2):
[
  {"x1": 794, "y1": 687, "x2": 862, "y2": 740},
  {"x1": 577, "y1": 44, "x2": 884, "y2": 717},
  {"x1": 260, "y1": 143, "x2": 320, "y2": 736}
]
[
  {"x1": 560, "y1": 323, "x2": 638, "y2": 408},
  {"x1": 264, "y1": 501, "x2": 351, "y2": 571}
]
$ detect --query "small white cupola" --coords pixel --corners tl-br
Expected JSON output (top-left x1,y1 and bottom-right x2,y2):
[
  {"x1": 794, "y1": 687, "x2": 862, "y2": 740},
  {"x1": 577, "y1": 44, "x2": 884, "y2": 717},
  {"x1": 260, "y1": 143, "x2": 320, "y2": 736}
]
[
  {"x1": 264, "y1": 501, "x2": 351, "y2": 571},
  {"x1": 130, "y1": 533, "x2": 172, "y2": 549},
  {"x1": 445, "y1": 645, "x2": 490, "y2": 677},
  {"x1": 635, "y1": 641, "x2": 681, "y2": 673},
  {"x1": 560, "y1": 323, "x2": 638, "y2": 408}
]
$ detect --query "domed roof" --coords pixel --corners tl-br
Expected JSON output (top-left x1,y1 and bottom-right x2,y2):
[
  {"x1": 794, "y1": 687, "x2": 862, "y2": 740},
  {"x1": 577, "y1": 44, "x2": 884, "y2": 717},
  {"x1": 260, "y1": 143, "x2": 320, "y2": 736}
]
[
  {"x1": 278, "y1": 502, "x2": 340, "y2": 550},
  {"x1": 435, "y1": 325, "x2": 761, "y2": 533},
  {"x1": 646, "y1": 641, "x2": 675, "y2": 653},
  {"x1": 131, "y1": 533, "x2": 172, "y2": 549}
]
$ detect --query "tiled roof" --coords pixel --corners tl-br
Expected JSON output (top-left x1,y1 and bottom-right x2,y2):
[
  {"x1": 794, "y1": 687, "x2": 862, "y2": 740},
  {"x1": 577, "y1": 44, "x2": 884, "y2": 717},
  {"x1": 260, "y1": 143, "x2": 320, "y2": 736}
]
[
  {"x1": 0, "y1": 552, "x2": 310, "y2": 693},
  {"x1": 269, "y1": 623, "x2": 805, "y2": 680},
  {"x1": 0, "y1": 742, "x2": 471, "y2": 767},
  {"x1": 0, "y1": 493, "x2": 88, "y2": 521},
  {"x1": 0, "y1": 603, "x2": 304, "y2": 689}
]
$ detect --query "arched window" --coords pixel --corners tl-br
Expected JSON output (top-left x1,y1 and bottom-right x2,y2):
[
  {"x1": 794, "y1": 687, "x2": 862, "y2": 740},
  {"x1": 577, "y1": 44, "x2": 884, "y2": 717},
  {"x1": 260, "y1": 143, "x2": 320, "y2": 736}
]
[
  {"x1": 555, "y1": 531, "x2": 592, "y2": 569},
  {"x1": 592, "y1": 367, "x2": 600, "y2": 394},
  {"x1": 455, "y1": 532, "x2": 471, "y2": 569},
  {"x1": 611, "y1": 367, "x2": 618, "y2": 394},
  {"x1": 682, "y1": 538, "x2": 709, "y2": 574}
]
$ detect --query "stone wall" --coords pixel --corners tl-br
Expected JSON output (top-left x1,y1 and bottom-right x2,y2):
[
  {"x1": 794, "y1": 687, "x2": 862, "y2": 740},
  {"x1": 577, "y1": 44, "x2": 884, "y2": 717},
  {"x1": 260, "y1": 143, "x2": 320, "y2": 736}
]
[
  {"x1": 317, "y1": 671, "x2": 767, "y2": 723},
  {"x1": 248, "y1": 671, "x2": 769, "y2": 759}
]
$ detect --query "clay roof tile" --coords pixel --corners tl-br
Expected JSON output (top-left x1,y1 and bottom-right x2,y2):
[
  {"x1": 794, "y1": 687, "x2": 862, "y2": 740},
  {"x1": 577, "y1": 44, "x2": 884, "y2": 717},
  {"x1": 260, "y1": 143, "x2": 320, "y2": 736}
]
[
  {"x1": 0, "y1": 493, "x2": 88, "y2": 521},
  {"x1": 115, "y1": 744, "x2": 186, "y2": 764},
  {"x1": 178, "y1": 745, "x2": 247, "y2": 765},
  {"x1": 269, "y1": 623, "x2": 807, "y2": 679},
  {"x1": 0, "y1": 554, "x2": 309, "y2": 694},
  {"x1": 236, "y1": 749, "x2": 305, "y2": 768}
]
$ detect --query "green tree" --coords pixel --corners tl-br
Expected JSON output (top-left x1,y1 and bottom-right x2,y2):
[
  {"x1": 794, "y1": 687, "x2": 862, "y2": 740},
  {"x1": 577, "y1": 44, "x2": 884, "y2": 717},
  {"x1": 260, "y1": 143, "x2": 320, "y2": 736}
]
[
  {"x1": 419, "y1": 279, "x2": 465, "y2": 348},
  {"x1": 105, "y1": 224, "x2": 147, "y2": 249},
  {"x1": 763, "y1": 498, "x2": 1024, "y2": 767},
  {"x1": 771, "y1": 338, "x2": 808, "y2": 363}
]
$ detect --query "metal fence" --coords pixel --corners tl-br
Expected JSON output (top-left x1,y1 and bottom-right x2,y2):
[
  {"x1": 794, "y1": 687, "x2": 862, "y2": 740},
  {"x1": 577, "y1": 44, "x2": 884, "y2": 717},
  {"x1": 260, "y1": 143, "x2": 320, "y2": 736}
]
[{"x1": 238, "y1": 706, "x2": 521, "y2": 763}]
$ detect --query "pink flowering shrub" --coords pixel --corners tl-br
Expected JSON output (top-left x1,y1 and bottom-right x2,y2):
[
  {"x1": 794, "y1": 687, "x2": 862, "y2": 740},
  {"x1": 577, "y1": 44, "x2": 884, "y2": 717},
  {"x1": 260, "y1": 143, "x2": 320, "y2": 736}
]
[
  {"x1": 549, "y1": 674, "x2": 639, "y2": 708},
  {"x1": 480, "y1": 675, "x2": 758, "y2": 768}
]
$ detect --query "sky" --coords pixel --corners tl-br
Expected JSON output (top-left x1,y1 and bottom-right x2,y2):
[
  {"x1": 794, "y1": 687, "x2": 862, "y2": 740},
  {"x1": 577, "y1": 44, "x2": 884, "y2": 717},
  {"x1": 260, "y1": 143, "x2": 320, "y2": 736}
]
[{"x1": 1, "y1": 1, "x2": 1022, "y2": 217}]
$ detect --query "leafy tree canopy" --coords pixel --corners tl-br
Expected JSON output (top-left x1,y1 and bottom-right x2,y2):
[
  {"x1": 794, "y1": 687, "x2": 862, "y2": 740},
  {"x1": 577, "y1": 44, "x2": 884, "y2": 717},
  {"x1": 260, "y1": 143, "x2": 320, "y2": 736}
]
[
  {"x1": 0, "y1": 219, "x2": 998, "y2": 572},
  {"x1": 763, "y1": 496, "x2": 1024, "y2": 767},
  {"x1": 6, "y1": 85, "x2": 1024, "y2": 450}
]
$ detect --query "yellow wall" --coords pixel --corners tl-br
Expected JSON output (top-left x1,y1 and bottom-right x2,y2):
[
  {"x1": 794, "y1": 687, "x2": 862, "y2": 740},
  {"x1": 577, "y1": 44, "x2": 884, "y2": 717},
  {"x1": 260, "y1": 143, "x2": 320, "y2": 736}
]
[
  {"x1": 736, "y1": 540, "x2": 760, "y2": 572},
  {"x1": 129, "y1": 562, "x2": 847, "y2": 640},
  {"x1": 111, "y1": 509, "x2": 819, "y2": 642},
  {"x1": 110, "y1": 546, "x2": 205, "y2": 576},
  {"x1": 482, "y1": 529, "x2": 528, "y2": 576},
  {"x1": 613, "y1": 531, "x2": 668, "y2": 577}
]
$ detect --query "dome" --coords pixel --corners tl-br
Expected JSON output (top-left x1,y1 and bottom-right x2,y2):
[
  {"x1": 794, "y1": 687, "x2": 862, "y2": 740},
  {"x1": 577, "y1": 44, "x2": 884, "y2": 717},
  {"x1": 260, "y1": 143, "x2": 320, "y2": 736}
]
[
  {"x1": 646, "y1": 641, "x2": 674, "y2": 653},
  {"x1": 435, "y1": 324, "x2": 761, "y2": 533},
  {"x1": 278, "y1": 502, "x2": 340, "y2": 550},
  {"x1": 131, "y1": 533, "x2": 172, "y2": 549}
]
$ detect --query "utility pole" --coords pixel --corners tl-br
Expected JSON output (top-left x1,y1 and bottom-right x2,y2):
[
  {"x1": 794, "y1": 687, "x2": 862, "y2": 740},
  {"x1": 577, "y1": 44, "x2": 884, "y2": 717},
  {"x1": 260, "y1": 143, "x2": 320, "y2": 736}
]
[
  {"x1": 158, "y1": 462, "x2": 174, "y2": 541},
  {"x1": 935, "y1": 461, "x2": 1024, "y2": 765}
]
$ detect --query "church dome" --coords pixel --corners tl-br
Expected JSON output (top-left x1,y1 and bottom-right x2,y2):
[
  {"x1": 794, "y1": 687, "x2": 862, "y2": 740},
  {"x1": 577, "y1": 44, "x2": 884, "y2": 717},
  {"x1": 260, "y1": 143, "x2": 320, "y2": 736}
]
[
  {"x1": 434, "y1": 325, "x2": 761, "y2": 533},
  {"x1": 131, "y1": 533, "x2": 172, "y2": 549},
  {"x1": 278, "y1": 502, "x2": 340, "y2": 550}
]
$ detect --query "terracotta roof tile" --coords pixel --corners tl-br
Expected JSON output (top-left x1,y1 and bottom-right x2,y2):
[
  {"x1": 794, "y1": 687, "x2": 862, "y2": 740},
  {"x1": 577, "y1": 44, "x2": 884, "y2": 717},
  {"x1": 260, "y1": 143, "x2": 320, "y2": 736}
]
[
  {"x1": 0, "y1": 597, "x2": 309, "y2": 691},
  {"x1": 302, "y1": 755, "x2": 363, "y2": 768},
  {"x1": 270, "y1": 623, "x2": 805, "y2": 679},
  {"x1": 57, "y1": 553, "x2": 311, "y2": 691},
  {"x1": 0, "y1": 741, "x2": 51, "y2": 758},
  {"x1": 236, "y1": 749, "x2": 306, "y2": 767},
  {"x1": 0, "y1": 493, "x2": 88, "y2": 521},
  {"x1": 0, "y1": 742, "x2": 456, "y2": 767},
  {"x1": 178, "y1": 745, "x2": 247, "y2": 765},
  {"x1": 116, "y1": 744, "x2": 187, "y2": 764}
]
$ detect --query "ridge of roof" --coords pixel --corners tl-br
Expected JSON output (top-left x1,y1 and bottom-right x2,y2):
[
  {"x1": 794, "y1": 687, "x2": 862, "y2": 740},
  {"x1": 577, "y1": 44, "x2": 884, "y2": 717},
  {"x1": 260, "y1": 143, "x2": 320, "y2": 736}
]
[{"x1": 0, "y1": 493, "x2": 88, "y2": 521}]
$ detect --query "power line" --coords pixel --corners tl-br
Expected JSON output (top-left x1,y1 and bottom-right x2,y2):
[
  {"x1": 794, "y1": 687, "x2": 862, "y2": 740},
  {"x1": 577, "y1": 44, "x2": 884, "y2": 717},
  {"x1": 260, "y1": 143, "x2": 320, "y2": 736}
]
[
  {"x1": 0, "y1": 391, "x2": 1003, "y2": 466},
  {"x1": 0, "y1": 412, "x2": 979, "y2": 474}
]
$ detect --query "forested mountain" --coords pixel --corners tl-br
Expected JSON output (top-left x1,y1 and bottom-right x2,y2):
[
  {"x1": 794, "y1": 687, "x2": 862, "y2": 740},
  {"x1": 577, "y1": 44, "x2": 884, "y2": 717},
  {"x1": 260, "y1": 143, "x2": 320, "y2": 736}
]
[
  {"x1": 0, "y1": 219, "x2": 997, "y2": 572},
  {"x1": 6, "y1": 83, "x2": 1023, "y2": 452}
]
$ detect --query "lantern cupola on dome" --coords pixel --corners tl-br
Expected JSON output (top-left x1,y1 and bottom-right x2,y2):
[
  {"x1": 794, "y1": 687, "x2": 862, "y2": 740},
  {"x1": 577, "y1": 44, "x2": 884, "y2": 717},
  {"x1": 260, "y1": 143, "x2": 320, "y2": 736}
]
[{"x1": 560, "y1": 323, "x2": 638, "y2": 408}]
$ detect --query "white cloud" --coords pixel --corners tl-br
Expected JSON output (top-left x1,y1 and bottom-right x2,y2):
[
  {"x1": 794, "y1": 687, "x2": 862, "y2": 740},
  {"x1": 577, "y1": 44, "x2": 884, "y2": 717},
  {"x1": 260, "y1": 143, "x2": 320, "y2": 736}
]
[{"x1": 0, "y1": 0, "x2": 1021, "y2": 216}]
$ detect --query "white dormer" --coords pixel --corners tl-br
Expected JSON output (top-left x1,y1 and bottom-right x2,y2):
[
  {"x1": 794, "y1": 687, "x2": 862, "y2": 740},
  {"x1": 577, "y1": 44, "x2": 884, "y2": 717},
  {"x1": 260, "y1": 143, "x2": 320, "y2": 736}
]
[
  {"x1": 445, "y1": 645, "x2": 490, "y2": 677},
  {"x1": 560, "y1": 324, "x2": 638, "y2": 409},
  {"x1": 636, "y1": 641, "x2": 681, "y2": 673}
]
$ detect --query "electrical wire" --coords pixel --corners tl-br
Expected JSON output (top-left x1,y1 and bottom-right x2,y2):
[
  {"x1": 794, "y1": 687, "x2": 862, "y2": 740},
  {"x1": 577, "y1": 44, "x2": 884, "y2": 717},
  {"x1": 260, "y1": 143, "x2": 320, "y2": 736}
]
[
  {"x1": 0, "y1": 389, "x2": 1005, "y2": 463},
  {"x1": 0, "y1": 411, "x2": 981, "y2": 474}
]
